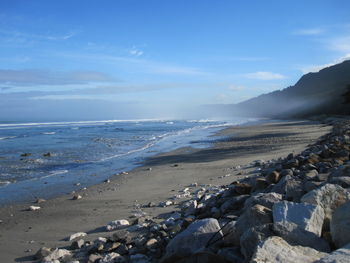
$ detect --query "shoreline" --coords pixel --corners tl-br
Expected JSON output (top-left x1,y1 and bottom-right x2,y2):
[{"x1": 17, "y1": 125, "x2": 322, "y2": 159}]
[{"x1": 0, "y1": 120, "x2": 332, "y2": 262}]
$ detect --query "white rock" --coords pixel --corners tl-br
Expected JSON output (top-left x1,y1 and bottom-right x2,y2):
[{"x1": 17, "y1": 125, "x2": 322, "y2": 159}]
[
  {"x1": 43, "y1": 248, "x2": 71, "y2": 262},
  {"x1": 99, "y1": 252, "x2": 122, "y2": 263},
  {"x1": 106, "y1": 219, "x2": 130, "y2": 231},
  {"x1": 29, "y1": 206, "x2": 41, "y2": 211},
  {"x1": 182, "y1": 199, "x2": 197, "y2": 216},
  {"x1": 273, "y1": 201, "x2": 324, "y2": 236},
  {"x1": 301, "y1": 184, "x2": 350, "y2": 228},
  {"x1": 159, "y1": 200, "x2": 173, "y2": 207},
  {"x1": 315, "y1": 243, "x2": 350, "y2": 263},
  {"x1": 330, "y1": 201, "x2": 350, "y2": 248},
  {"x1": 251, "y1": 236, "x2": 327, "y2": 263},
  {"x1": 163, "y1": 218, "x2": 223, "y2": 261},
  {"x1": 68, "y1": 232, "x2": 87, "y2": 241}
]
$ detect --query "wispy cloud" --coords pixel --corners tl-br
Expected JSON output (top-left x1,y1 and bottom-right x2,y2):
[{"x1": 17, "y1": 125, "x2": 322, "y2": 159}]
[
  {"x1": 293, "y1": 28, "x2": 324, "y2": 36},
  {"x1": 129, "y1": 46, "x2": 144, "y2": 57},
  {"x1": 0, "y1": 69, "x2": 116, "y2": 86},
  {"x1": 243, "y1": 71, "x2": 286, "y2": 80},
  {"x1": 228, "y1": 84, "x2": 245, "y2": 91},
  {"x1": 0, "y1": 29, "x2": 77, "y2": 45},
  {"x1": 299, "y1": 53, "x2": 350, "y2": 73}
]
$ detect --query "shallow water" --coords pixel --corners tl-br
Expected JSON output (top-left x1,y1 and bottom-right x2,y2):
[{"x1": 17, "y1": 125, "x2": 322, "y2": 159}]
[{"x1": 0, "y1": 118, "x2": 249, "y2": 204}]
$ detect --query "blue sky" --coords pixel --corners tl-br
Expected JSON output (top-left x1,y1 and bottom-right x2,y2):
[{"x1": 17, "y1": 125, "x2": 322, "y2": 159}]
[{"x1": 0, "y1": 0, "x2": 350, "y2": 121}]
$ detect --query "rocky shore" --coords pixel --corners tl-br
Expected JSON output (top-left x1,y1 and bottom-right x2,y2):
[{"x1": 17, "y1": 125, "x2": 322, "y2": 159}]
[{"x1": 29, "y1": 119, "x2": 350, "y2": 263}]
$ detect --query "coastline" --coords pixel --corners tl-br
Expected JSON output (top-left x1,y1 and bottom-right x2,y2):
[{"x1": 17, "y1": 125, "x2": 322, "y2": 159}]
[{"x1": 0, "y1": 120, "x2": 332, "y2": 262}]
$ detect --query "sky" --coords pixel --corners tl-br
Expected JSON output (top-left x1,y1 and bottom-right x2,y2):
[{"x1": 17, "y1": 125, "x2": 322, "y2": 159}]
[{"x1": 0, "y1": 0, "x2": 350, "y2": 121}]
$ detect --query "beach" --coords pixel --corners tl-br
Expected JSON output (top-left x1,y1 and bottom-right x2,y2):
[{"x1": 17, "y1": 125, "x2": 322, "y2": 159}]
[{"x1": 0, "y1": 120, "x2": 332, "y2": 262}]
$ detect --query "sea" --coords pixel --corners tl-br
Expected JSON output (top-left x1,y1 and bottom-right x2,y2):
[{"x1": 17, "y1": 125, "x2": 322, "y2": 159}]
[{"x1": 0, "y1": 118, "x2": 250, "y2": 204}]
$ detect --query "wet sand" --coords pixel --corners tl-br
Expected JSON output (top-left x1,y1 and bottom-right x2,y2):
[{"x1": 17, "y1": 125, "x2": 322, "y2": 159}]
[{"x1": 0, "y1": 120, "x2": 332, "y2": 262}]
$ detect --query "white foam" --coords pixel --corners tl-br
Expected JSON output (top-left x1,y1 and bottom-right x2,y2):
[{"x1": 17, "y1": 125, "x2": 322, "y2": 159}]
[
  {"x1": 0, "y1": 136, "x2": 16, "y2": 140},
  {"x1": 42, "y1": 132, "x2": 56, "y2": 135}
]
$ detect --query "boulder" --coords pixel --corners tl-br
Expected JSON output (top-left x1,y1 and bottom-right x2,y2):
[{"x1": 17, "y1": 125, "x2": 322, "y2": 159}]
[
  {"x1": 217, "y1": 247, "x2": 244, "y2": 263},
  {"x1": 68, "y1": 232, "x2": 87, "y2": 241},
  {"x1": 106, "y1": 220, "x2": 130, "y2": 231},
  {"x1": 233, "y1": 204, "x2": 272, "y2": 245},
  {"x1": 174, "y1": 251, "x2": 232, "y2": 263},
  {"x1": 271, "y1": 175, "x2": 305, "y2": 202},
  {"x1": 329, "y1": 176, "x2": 350, "y2": 188},
  {"x1": 243, "y1": 192, "x2": 283, "y2": 211},
  {"x1": 315, "y1": 243, "x2": 350, "y2": 263},
  {"x1": 330, "y1": 201, "x2": 350, "y2": 248},
  {"x1": 99, "y1": 252, "x2": 124, "y2": 263},
  {"x1": 182, "y1": 200, "x2": 197, "y2": 216},
  {"x1": 161, "y1": 218, "x2": 222, "y2": 263},
  {"x1": 273, "y1": 201, "x2": 324, "y2": 236},
  {"x1": 273, "y1": 221, "x2": 330, "y2": 252},
  {"x1": 250, "y1": 236, "x2": 327, "y2": 263},
  {"x1": 240, "y1": 224, "x2": 274, "y2": 260},
  {"x1": 42, "y1": 248, "x2": 71, "y2": 262},
  {"x1": 301, "y1": 184, "x2": 350, "y2": 230},
  {"x1": 266, "y1": 171, "x2": 280, "y2": 184},
  {"x1": 220, "y1": 195, "x2": 249, "y2": 214}
]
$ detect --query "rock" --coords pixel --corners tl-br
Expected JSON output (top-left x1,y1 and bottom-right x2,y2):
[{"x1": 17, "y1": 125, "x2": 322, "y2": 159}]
[
  {"x1": 329, "y1": 176, "x2": 350, "y2": 188},
  {"x1": 28, "y1": 205, "x2": 41, "y2": 211},
  {"x1": 182, "y1": 200, "x2": 197, "y2": 216},
  {"x1": 43, "y1": 152, "x2": 52, "y2": 157},
  {"x1": 162, "y1": 218, "x2": 222, "y2": 262},
  {"x1": 253, "y1": 178, "x2": 269, "y2": 191},
  {"x1": 330, "y1": 165, "x2": 350, "y2": 177},
  {"x1": 240, "y1": 224, "x2": 274, "y2": 260},
  {"x1": 303, "y1": 169, "x2": 319, "y2": 180},
  {"x1": 99, "y1": 252, "x2": 123, "y2": 263},
  {"x1": 250, "y1": 236, "x2": 327, "y2": 263},
  {"x1": 220, "y1": 195, "x2": 249, "y2": 214},
  {"x1": 233, "y1": 204, "x2": 272, "y2": 245},
  {"x1": 271, "y1": 175, "x2": 305, "y2": 202},
  {"x1": 159, "y1": 200, "x2": 173, "y2": 207},
  {"x1": 217, "y1": 247, "x2": 244, "y2": 263},
  {"x1": 71, "y1": 239, "x2": 85, "y2": 249},
  {"x1": 106, "y1": 220, "x2": 130, "y2": 231},
  {"x1": 273, "y1": 201, "x2": 324, "y2": 236},
  {"x1": 35, "y1": 198, "x2": 46, "y2": 204},
  {"x1": 266, "y1": 171, "x2": 280, "y2": 184},
  {"x1": 315, "y1": 243, "x2": 350, "y2": 263},
  {"x1": 243, "y1": 192, "x2": 283, "y2": 211},
  {"x1": 68, "y1": 232, "x2": 87, "y2": 241},
  {"x1": 173, "y1": 251, "x2": 232, "y2": 263},
  {"x1": 330, "y1": 201, "x2": 350, "y2": 248},
  {"x1": 42, "y1": 248, "x2": 71, "y2": 262},
  {"x1": 72, "y1": 194, "x2": 82, "y2": 200},
  {"x1": 303, "y1": 180, "x2": 324, "y2": 192},
  {"x1": 145, "y1": 238, "x2": 158, "y2": 249},
  {"x1": 301, "y1": 184, "x2": 350, "y2": 230},
  {"x1": 88, "y1": 253, "x2": 102, "y2": 263},
  {"x1": 233, "y1": 183, "x2": 252, "y2": 195},
  {"x1": 130, "y1": 254, "x2": 150, "y2": 263},
  {"x1": 35, "y1": 247, "x2": 53, "y2": 260},
  {"x1": 21, "y1": 153, "x2": 31, "y2": 157},
  {"x1": 220, "y1": 220, "x2": 237, "y2": 245},
  {"x1": 316, "y1": 173, "x2": 330, "y2": 182},
  {"x1": 273, "y1": 221, "x2": 330, "y2": 252}
]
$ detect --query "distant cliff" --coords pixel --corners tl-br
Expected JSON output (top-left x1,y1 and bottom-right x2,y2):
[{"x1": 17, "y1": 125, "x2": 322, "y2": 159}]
[{"x1": 210, "y1": 60, "x2": 350, "y2": 118}]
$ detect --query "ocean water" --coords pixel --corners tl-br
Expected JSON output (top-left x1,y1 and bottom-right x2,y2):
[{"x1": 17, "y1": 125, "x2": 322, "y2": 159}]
[{"x1": 0, "y1": 118, "x2": 249, "y2": 204}]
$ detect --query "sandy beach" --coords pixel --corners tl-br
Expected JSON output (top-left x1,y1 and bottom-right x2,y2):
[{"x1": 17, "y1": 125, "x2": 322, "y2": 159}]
[{"x1": 0, "y1": 120, "x2": 332, "y2": 262}]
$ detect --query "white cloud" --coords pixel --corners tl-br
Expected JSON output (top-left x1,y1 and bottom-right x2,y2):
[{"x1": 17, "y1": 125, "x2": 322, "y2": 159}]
[
  {"x1": 294, "y1": 28, "x2": 324, "y2": 36},
  {"x1": 129, "y1": 46, "x2": 144, "y2": 57},
  {"x1": 243, "y1": 71, "x2": 286, "y2": 80},
  {"x1": 0, "y1": 69, "x2": 115, "y2": 86},
  {"x1": 300, "y1": 53, "x2": 350, "y2": 73},
  {"x1": 228, "y1": 85, "x2": 245, "y2": 91}
]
